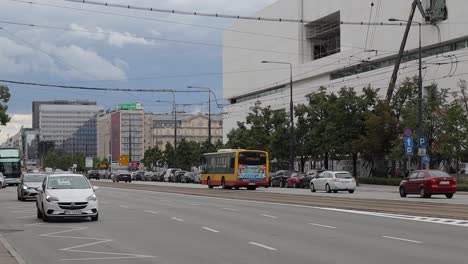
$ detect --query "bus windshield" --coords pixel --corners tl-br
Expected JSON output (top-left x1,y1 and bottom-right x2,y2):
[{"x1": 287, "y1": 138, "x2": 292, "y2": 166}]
[
  {"x1": 238, "y1": 152, "x2": 267, "y2": 166},
  {"x1": 0, "y1": 161, "x2": 22, "y2": 178}
]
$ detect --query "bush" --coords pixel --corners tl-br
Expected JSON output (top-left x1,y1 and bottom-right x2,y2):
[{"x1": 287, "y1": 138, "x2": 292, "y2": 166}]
[{"x1": 457, "y1": 184, "x2": 468, "y2": 192}]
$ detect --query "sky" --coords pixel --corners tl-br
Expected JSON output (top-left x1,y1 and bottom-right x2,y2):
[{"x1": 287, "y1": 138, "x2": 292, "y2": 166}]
[{"x1": 0, "y1": 0, "x2": 276, "y2": 143}]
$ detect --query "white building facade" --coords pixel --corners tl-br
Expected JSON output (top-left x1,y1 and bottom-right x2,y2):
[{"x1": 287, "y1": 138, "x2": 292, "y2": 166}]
[{"x1": 223, "y1": 0, "x2": 464, "y2": 140}]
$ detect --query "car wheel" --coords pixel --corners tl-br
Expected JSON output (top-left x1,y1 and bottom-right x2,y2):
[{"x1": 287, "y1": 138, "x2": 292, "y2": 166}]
[
  {"x1": 326, "y1": 184, "x2": 332, "y2": 193},
  {"x1": 333, "y1": 190, "x2": 338, "y2": 193},
  {"x1": 221, "y1": 177, "x2": 227, "y2": 189},
  {"x1": 446, "y1": 193, "x2": 454, "y2": 199},
  {"x1": 294, "y1": 182, "x2": 299, "y2": 188},
  {"x1": 91, "y1": 213, "x2": 99, "y2": 221},
  {"x1": 129, "y1": 180, "x2": 132, "y2": 183},
  {"x1": 399, "y1": 187, "x2": 407, "y2": 197},
  {"x1": 207, "y1": 178, "x2": 213, "y2": 189},
  {"x1": 310, "y1": 183, "x2": 316, "y2": 192},
  {"x1": 348, "y1": 190, "x2": 355, "y2": 194}
]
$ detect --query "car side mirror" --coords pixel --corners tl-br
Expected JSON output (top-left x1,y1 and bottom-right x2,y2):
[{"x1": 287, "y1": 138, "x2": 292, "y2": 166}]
[
  {"x1": 93, "y1": 186, "x2": 99, "y2": 191},
  {"x1": 37, "y1": 186, "x2": 43, "y2": 193}
]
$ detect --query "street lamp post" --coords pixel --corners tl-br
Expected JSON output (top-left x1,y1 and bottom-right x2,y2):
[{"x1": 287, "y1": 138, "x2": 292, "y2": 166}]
[
  {"x1": 261, "y1": 61, "x2": 295, "y2": 170},
  {"x1": 389, "y1": 18, "x2": 423, "y2": 169},
  {"x1": 187, "y1": 86, "x2": 216, "y2": 145}
]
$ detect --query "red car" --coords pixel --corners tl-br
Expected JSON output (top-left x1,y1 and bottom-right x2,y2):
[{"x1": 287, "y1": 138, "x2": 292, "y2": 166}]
[
  {"x1": 399, "y1": 170, "x2": 457, "y2": 199},
  {"x1": 287, "y1": 172, "x2": 306, "y2": 188}
]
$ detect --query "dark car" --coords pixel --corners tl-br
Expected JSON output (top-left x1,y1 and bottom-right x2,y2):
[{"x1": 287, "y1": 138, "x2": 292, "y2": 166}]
[
  {"x1": 151, "y1": 171, "x2": 164, "y2": 182},
  {"x1": 270, "y1": 170, "x2": 296, "y2": 187},
  {"x1": 301, "y1": 169, "x2": 325, "y2": 189},
  {"x1": 181, "y1": 172, "x2": 192, "y2": 183},
  {"x1": 17, "y1": 173, "x2": 47, "y2": 201},
  {"x1": 87, "y1": 170, "x2": 101, "y2": 180},
  {"x1": 174, "y1": 171, "x2": 187, "y2": 183},
  {"x1": 399, "y1": 170, "x2": 457, "y2": 199},
  {"x1": 113, "y1": 170, "x2": 132, "y2": 183},
  {"x1": 134, "y1": 172, "x2": 144, "y2": 181}
]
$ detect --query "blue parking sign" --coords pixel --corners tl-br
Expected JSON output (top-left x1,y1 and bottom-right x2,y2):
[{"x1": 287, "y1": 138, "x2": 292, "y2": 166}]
[
  {"x1": 419, "y1": 137, "x2": 427, "y2": 148},
  {"x1": 404, "y1": 137, "x2": 414, "y2": 156}
]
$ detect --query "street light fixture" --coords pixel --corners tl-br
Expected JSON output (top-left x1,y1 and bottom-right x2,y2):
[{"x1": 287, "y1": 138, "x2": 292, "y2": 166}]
[
  {"x1": 261, "y1": 60, "x2": 295, "y2": 170},
  {"x1": 187, "y1": 86, "x2": 217, "y2": 145},
  {"x1": 389, "y1": 18, "x2": 423, "y2": 169}
]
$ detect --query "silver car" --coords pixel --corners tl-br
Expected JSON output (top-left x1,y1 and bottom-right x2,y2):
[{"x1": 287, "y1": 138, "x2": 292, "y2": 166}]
[
  {"x1": 0, "y1": 172, "x2": 6, "y2": 188},
  {"x1": 17, "y1": 173, "x2": 47, "y2": 200}
]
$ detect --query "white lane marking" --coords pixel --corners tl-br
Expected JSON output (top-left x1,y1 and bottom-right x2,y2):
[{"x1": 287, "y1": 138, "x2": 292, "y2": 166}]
[
  {"x1": 222, "y1": 207, "x2": 239, "y2": 212},
  {"x1": 381, "y1": 236, "x2": 423, "y2": 244},
  {"x1": 29, "y1": 224, "x2": 155, "y2": 261},
  {"x1": 171, "y1": 217, "x2": 184, "y2": 222},
  {"x1": 60, "y1": 256, "x2": 153, "y2": 261},
  {"x1": 98, "y1": 186, "x2": 468, "y2": 228},
  {"x1": 0, "y1": 233, "x2": 28, "y2": 264},
  {"x1": 144, "y1": 210, "x2": 159, "y2": 214},
  {"x1": 308, "y1": 223, "x2": 336, "y2": 229},
  {"x1": 248, "y1": 242, "x2": 277, "y2": 251},
  {"x1": 202, "y1": 227, "x2": 220, "y2": 233},
  {"x1": 259, "y1": 214, "x2": 278, "y2": 219},
  {"x1": 15, "y1": 216, "x2": 34, "y2": 219},
  {"x1": 119, "y1": 205, "x2": 129, "y2": 208}
]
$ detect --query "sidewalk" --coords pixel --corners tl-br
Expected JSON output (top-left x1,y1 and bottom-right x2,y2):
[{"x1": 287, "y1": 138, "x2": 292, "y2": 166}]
[{"x1": 0, "y1": 234, "x2": 21, "y2": 264}]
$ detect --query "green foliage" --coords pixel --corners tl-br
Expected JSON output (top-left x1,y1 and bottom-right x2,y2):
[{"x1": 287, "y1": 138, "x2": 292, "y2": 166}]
[
  {"x1": 142, "y1": 146, "x2": 163, "y2": 168},
  {"x1": 44, "y1": 151, "x2": 85, "y2": 172},
  {"x1": 0, "y1": 85, "x2": 11, "y2": 126}
]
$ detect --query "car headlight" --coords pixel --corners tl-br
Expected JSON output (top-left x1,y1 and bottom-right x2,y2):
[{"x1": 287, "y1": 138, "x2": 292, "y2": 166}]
[
  {"x1": 23, "y1": 185, "x2": 28, "y2": 190},
  {"x1": 86, "y1": 194, "x2": 97, "y2": 202},
  {"x1": 46, "y1": 195, "x2": 59, "y2": 202}
]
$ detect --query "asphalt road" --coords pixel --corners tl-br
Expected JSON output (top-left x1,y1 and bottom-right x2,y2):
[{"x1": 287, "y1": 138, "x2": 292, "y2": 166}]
[
  {"x1": 96, "y1": 179, "x2": 468, "y2": 205},
  {"x1": 0, "y1": 186, "x2": 467, "y2": 264}
]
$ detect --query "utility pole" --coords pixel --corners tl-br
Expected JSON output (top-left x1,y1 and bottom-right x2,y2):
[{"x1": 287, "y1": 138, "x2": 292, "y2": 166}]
[{"x1": 129, "y1": 120, "x2": 132, "y2": 166}]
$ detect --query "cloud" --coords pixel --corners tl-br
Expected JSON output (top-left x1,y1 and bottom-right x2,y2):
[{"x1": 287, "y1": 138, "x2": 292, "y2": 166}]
[
  {"x1": 0, "y1": 114, "x2": 32, "y2": 145},
  {"x1": 0, "y1": 36, "x2": 127, "y2": 81},
  {"x1": 69, "y1": 23, "x2": 157, "y2": 48}
]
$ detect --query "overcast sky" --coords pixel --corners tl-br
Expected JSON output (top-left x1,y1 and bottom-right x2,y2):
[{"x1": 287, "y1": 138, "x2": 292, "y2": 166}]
[{"x1": 0, "y1": 0, "x2": 276, "y2": 143}]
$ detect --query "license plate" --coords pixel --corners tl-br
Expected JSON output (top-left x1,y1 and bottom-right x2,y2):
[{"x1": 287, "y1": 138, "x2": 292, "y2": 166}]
[
  {"x1": 248, "y1": 183, "x2": 256, "y2": 186},
  {"x1": 65, "y1": 210, "x2": 82, "y2": 215},
  {"x1": 440, "y1": 181, "x2": 450, "y2": 185}
]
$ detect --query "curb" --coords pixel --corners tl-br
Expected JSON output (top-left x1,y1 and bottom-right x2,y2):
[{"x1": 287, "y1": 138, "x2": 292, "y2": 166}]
[{"x1": 0, "y1": 233, "x2": 27, "y2": 264}]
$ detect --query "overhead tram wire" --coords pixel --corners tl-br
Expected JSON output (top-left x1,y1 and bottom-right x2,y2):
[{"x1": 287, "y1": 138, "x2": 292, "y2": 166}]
[
  {"x1": 0, "y1": 19, "x2": 398, "y2": 58},
  {"x1": 62, "y1": 0, "x2": 421, "y2": 27}
]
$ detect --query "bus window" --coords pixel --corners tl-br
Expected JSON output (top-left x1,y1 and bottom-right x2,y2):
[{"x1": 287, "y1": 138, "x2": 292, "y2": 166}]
[
  {"x1": 230, "y1": 157, "x2": 235, "y2": 169},
  {"x1": 239, "y1": 152, "x2": 267, "y2": 166}
]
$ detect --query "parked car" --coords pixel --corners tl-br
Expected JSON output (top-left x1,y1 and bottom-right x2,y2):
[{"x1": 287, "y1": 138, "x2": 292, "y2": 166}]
[
  {"x1": 143, "y1": 171, "x2": 153, "y2": 181},
  {"x1": 310, "y1": 171, "x2": 356, "y2": 193},
  {"x1": 193, "y1": 172, "x2": 202, "y2": 184},
  {"x1": 164, "y1": 168, "x2": 180, "y2": 182},
  {"x1": 0, "y1": 172, "x2": 7, "y2": 189},
  {"x1": 151, "y1": 171, "x2": 164, "y2": 182},
  {"x1": 173, "y1": 171, "x2": 187, "y2": 183},
  {"x1": 181, "y1": 172, "x2": 196, "y2": 183},
  {"x1": 287, "y1": 172, "x2": 306, "y2": 188},
  {"x1": 301, "y1": 169, "x2": 325, "y2": 189},
  {"x1": 399, "y1": 170, "x2": 457, "y2": 199},
  {"x1": 36, "y1": 173, "x2": 99, "y2": 222},
  {"x1": 112, "y1": 170, "x2": 132, "y2": 183},
  {"x1": 17, "y1": 173, "x2": 47, "y2": 201},
  {"x1": 87, "y1": 170, "x2": 101, "y2": 180},
  {"x1": 270, "y1": 170, "x2": 296, "y2": 187},
  {"x1": 134, "y1": 172, "x2": 144, "y2": 181}
]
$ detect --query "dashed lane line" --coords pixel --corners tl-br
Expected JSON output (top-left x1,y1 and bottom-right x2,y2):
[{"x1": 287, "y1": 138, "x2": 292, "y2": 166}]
[
  {"x1": 202, "y1": 227, "x2": 220, "y2": 233},
  {"x1": 248, "y1": 242, "x2": 277, "y2": 251},
  {"x1": 381, "y1": 236, "x2": 423, "y2": 244},
  {"x1": 308, "y1": 223, "x2": 336, "y2": 229},
  {"x1": 259, "y1": 214, "x2": 278, "y2": 219}
]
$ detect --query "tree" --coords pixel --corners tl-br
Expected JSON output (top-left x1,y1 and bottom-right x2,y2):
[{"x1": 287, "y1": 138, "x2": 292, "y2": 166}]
[
  {"x1": 162, "y1": 143, "x2": 176, "y2": 167},
  {"x1": 142, "y1": 146, "x2": 163, "y2": 168},
  {"x1": 0, "y1": 84, "x2": 11, "y2": 126}
]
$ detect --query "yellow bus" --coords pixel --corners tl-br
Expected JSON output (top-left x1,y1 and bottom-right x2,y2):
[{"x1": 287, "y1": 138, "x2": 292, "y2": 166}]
[{"x1": 201, "y1": 149, "x2": 269, "y2": 190}]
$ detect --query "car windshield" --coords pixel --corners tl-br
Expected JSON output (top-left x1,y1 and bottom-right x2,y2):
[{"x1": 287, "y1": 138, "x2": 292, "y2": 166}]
[
  {"x1": 118, "y1": 170, "x2": 130, "y2": 175},
  {"x1": 47, "y1": 176, "x2": 90, "y2": 189},
  {"x1": 24, "y1": 174, "x2": 47, "y2": 182},
  {"x1": 335, "y1": 172, "x2": 353, "y2": 179},
  {"x1": 429, "y1": 171, "x2": 451, "y2": 178}
]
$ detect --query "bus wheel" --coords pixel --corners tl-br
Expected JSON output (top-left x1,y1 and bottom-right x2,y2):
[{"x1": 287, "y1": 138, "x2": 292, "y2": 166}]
[
  {"x1": 207, "y1": 178, "x2": 214, "y2": 189},
  {"x1": 234, "y1": 187, "x2": 240, "y2": 190},
  {"x1": 247, "y1": 186, "x2": 257, "y2": 191}
]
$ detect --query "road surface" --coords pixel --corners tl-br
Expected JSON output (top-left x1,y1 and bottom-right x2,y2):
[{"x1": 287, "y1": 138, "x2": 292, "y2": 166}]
[{"x1": 0, "y1": 186, "x2": 467, "y2": 264}]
